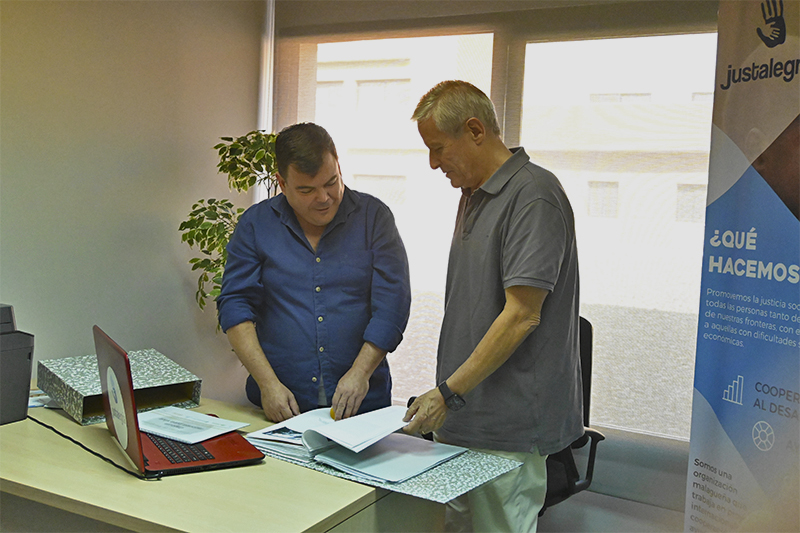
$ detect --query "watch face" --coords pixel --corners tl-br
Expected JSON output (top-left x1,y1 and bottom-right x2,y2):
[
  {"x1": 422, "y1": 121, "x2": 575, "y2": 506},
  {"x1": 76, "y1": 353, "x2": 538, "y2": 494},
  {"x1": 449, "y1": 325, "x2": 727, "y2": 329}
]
[{"x1": 446, "y1": 394, "x2": 466, "y2": 411}]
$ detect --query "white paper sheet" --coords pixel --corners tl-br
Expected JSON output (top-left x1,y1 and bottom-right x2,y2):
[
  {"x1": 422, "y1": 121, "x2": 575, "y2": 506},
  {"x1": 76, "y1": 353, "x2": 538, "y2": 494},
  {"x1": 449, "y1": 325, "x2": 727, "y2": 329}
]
[
  {"x1": 314, "y1": 433, "x2": 467, "y2": 483},
  {"x1": 306, "y1": 405, "x2": 407, "y2": 453},
  {"x1": 247, "y1": 405, "x2": 407, "y2": 453},
  {"x1": 138, "y1": 406, "x2": 249, "y2": 444}
]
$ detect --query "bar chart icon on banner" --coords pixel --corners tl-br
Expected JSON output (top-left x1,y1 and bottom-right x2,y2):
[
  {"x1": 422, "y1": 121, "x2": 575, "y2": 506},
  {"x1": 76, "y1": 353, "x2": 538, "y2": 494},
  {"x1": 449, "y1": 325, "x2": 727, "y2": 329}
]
[{"x1": 723, "y1": 375, "x2": 744, "y2": 405}]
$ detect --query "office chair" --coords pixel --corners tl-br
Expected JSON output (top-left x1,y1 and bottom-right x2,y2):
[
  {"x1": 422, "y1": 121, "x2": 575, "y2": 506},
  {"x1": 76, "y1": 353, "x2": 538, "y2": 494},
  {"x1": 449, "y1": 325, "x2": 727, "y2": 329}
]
[{"x1": 538, "y1": 316, "x2": 605, "y2": 516}]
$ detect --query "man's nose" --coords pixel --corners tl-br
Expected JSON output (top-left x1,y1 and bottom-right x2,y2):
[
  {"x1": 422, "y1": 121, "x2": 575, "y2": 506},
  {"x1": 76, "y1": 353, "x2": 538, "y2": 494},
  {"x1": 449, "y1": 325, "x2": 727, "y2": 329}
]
[
  {"x1": 429, "y1": 152, "x2": 439, "y2": 170},
  {"x1": 315, "y1": 188, "x2": 330, "y2": 203}
]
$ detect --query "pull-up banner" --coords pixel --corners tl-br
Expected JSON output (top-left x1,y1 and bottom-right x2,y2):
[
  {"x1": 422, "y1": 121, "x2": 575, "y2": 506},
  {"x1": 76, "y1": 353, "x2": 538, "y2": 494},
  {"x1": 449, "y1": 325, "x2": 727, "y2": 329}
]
[{"x1": 685, "y1": 1, "x2": 799, "y2": 532}]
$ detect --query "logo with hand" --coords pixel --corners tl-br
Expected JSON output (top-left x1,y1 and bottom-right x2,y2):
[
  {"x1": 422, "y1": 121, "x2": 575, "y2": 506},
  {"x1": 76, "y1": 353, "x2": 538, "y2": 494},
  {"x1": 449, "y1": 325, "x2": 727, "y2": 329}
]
[{"x1": 757, "y1": 0, "x2": 786, "y2": 48}]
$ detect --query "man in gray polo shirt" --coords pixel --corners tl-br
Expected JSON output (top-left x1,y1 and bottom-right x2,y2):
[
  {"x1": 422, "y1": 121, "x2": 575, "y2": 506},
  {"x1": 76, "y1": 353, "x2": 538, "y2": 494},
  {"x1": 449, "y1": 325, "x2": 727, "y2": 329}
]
[{"x1": 403, "y1": 80, "x2": 583, "y2": 532}]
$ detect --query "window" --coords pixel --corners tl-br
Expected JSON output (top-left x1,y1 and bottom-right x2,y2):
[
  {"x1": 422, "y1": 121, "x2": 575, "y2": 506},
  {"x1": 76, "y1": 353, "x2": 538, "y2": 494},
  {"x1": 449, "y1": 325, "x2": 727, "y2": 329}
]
[
  {"x1": 590, "y1": 93, "x2": 652, "y2": 103},
  {"x1": 521, "y1": 34, "x2": 717, "y2": 438},
  {"x1": 351, "y1": 174, "x2": 407, "y2": 205},
  {"x1": 356, "y1": 80, "x2": 411, "y2": 122},
  {"x1": 677, "y1": 183, "x2": 707, "y2": 223},
  {"x1": 294, "y1": 33, "x2": 494, "y2": 404},
  {"x1": 276, "y1": 24, "x2": 717, "y2": 442},
  {"x1": 588, "y1": 181, "x2": 620, "y2": 218},
  {"x1": 272, "y1": 4, "x2": 721, "y2": 509},
  {"x1": 315, "y1": 81, "x2": 345, "y2": 129}
]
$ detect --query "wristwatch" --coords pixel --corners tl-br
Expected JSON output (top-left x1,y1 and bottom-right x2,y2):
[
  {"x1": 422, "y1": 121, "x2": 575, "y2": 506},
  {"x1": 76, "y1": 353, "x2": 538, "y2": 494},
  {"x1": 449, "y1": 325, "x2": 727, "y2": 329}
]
[{"x1": 438, "y1": 380, "x2": 466, "y2": 411}]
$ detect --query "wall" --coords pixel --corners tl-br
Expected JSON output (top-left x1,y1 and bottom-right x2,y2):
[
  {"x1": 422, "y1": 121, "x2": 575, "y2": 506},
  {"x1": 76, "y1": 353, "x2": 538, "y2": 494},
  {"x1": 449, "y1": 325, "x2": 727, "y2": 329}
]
[
  {"x1": 274, "y1": 0, "x2": 620, "y2": 30},
  {"x1": 274, "y1": 0, "x2": 718, "y2": 38},
  {"x1": 0, "y1": 0, "x2": 265, "y2": 404}
]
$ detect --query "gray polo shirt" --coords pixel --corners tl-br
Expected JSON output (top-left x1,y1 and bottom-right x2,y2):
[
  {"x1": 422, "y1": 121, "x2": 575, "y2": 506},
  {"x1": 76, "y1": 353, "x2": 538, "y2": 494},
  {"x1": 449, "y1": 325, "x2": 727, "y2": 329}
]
[{"x1": 436, "y1": 147, "x2": 583, "y2": 456}]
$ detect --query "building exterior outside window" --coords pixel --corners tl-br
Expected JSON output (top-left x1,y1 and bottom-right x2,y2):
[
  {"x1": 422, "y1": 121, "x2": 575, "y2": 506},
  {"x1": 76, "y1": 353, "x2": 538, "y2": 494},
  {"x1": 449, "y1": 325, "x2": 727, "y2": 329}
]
[{"x1": 292, "y1": 31, "x2": 717, "y2": 440}]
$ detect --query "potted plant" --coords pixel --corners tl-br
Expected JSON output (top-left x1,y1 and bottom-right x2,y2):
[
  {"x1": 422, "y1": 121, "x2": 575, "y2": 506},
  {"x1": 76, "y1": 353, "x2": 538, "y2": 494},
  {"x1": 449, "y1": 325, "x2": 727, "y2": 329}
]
[{"x1": 179, "y1": 130, "x2": 278, "y2": 311}]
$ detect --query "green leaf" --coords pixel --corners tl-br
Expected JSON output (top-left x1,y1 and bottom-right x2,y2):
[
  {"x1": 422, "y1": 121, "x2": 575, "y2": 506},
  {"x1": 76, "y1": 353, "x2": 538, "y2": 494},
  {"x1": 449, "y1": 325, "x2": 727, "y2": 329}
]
[{"x1": 182, "y1": 130, "x2": 278, "y2": 314}]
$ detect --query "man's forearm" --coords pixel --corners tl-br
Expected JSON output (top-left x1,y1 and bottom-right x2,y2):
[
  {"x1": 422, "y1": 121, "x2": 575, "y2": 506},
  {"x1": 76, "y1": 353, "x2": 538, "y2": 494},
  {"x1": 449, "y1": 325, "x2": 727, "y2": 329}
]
[
  {"x1": 446, "y1": 285, "x2": 548, "y2": 396},
  {"x1": 350, "y1": 341, "x2": 388, "y2": 379},
  {"x1": 228, "y1": 321, "x2": 300, "y2": 421},
  {"x1": 403, "y1": 285, "x2": 549, "y2": 434},
  {"x1": 226, "y1": 321, "x2": 281, "y2": 389},
  {"x1": 331, "y1": 341, "x2": 388, "y2": 419}
]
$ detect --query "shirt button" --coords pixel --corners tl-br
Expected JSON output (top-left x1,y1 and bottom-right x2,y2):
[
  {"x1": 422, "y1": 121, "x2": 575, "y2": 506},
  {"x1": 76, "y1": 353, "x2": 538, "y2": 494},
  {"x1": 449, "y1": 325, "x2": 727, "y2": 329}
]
[
  {"x1": 315, "y1": 286, "x2": 321, "y2": 292},
  {"x1": 311, "y1": 377, "x2": 317, "y2": 383},
  {"x1": 319, "y1": 346, "x2": 324, "y2": 353},
  {"x1": 318, "y1": 316, "x2": 324, "y2": 322},
  {"x1": 316, "y1": 257, "x2": 321, "y2": 263}
]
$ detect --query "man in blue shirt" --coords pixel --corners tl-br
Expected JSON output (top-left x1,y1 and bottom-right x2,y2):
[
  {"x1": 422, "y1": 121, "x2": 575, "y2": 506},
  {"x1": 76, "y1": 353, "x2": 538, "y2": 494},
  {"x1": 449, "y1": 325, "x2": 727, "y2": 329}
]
[{"x1": 217, "y1": 123, "x2": 411, "y2": 422}]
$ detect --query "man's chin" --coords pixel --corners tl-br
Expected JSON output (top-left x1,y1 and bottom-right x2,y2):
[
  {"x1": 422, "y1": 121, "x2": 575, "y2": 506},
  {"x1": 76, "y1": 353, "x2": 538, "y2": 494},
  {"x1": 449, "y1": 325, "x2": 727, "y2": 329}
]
[{"x1": 312, "y1": 211, "x2": 337, "y2": 226}]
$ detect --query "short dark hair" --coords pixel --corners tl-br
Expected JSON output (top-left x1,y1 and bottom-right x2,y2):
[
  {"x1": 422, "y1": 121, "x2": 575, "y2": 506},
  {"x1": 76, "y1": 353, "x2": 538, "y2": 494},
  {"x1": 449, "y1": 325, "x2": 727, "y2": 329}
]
[{"x1": 275, "y1": 123, "x2": 338, "y2": 179}]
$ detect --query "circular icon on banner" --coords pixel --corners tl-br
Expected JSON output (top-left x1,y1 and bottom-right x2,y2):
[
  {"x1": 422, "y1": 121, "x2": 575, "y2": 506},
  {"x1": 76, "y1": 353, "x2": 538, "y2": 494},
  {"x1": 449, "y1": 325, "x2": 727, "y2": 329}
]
[
  {"x1": 752, "y1": 420, "x2": 774, "y2": 451},
  {"x1": 106, "y1": 366, "x2": 128, "y2": 449}
]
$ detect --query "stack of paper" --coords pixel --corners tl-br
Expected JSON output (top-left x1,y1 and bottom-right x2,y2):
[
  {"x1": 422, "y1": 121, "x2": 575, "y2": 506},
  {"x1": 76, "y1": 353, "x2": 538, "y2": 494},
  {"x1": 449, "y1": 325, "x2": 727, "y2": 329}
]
[
  {"x1": 246, "y1": 405, "x2": 466, "y2": 483},
  {"x1": 246, "y1": 407, "x2": 336, "y2": 462},
  {"x1": 315, "y1": 432, "x2": 466, "y2": 483}
]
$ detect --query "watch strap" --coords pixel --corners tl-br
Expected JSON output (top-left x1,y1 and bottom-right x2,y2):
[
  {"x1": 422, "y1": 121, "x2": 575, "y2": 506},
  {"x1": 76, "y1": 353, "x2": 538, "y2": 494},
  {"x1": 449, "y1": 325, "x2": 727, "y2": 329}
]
[
  {"x1": 438, "y1": 380, "x2": 465, "y2": 410},
  {"x1": 438, "y1": 380, "x2": 455, "y2": 401}
]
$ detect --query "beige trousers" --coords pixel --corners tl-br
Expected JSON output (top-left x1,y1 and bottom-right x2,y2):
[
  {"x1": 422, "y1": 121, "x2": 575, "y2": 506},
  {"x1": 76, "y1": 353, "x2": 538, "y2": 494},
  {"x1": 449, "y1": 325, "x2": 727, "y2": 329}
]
[{"x1": 444, "y1": 447, "x2": 548, "y2": 533}]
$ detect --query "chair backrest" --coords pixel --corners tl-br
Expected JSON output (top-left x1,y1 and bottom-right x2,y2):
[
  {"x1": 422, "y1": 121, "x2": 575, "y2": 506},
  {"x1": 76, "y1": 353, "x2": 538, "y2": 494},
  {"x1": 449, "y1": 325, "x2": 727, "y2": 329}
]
[
  {"x1": 540, "y1": 316, "x2": 605, "y2": 516},
  {"x1": 579, "y1": 316, "x2": 593, "y2": 428}
]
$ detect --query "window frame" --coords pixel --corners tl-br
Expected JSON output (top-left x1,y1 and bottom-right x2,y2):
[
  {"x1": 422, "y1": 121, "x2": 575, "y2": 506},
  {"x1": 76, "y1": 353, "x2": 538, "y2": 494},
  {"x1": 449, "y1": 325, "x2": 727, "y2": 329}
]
[{"x1": 271, "y1": 0, "x2": 719, "y2": 512}]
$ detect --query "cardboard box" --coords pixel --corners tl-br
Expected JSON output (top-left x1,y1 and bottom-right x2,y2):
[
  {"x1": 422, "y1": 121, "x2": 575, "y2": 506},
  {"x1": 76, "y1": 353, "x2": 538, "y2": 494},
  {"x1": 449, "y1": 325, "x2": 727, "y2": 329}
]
[{"x1": 37, "y1": 349, "x2": 201, "y2": 425}]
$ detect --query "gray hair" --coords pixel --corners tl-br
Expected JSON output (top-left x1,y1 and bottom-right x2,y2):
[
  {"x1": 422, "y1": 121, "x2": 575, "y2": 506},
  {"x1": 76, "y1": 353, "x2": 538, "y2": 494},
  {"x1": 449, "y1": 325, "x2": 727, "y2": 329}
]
[{"x1": 411, "y1": 80, "x2": 500, "y2": 137}]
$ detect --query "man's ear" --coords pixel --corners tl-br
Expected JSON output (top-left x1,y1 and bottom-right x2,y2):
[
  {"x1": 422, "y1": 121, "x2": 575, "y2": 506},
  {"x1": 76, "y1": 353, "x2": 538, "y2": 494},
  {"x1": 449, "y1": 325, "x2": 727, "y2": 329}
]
[
  {"x1": 276, "y1": 173, "x2": 287, "y2": 193},
  {"x1": 465, "y1": 117, "x2": 486, "y2": 144}
]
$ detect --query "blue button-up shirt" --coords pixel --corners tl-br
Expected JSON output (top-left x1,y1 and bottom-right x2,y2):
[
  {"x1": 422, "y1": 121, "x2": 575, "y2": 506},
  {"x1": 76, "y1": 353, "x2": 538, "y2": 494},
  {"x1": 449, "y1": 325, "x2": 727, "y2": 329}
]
[{"x1": 217, "y1": 187, "x2": 411, "y2": 413}]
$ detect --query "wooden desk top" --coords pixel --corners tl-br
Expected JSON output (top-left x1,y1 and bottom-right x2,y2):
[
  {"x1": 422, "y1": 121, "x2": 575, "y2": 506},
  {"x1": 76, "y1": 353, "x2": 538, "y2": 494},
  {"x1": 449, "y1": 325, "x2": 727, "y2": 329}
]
[{"x1": 0, "y1": 400, "x2": 379, "y2": 532}]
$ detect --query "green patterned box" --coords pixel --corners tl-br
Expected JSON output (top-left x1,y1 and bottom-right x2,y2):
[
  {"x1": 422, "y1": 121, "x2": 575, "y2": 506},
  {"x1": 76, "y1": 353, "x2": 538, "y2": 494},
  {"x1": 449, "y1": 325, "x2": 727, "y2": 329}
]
[{"x1": 37, "y1": 349, "x2": 201, "y2": 425}]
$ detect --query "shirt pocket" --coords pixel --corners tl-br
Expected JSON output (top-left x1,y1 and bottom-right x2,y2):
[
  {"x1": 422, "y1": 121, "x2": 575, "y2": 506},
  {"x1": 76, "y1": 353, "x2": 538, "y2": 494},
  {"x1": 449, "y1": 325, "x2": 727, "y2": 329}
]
[{"x1": 336, "y1": 251, "x2": 373, "y2": 298}]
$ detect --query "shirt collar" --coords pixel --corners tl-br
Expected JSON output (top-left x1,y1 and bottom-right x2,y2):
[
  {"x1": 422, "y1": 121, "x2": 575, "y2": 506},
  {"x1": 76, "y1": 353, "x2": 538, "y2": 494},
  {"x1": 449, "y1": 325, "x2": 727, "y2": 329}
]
[
  {"x1": 327, "y1": 186, "x2": 359, "y2": 231},
  {"x1": 467, "y1": 147, "x2": 529, "y2": 197}
]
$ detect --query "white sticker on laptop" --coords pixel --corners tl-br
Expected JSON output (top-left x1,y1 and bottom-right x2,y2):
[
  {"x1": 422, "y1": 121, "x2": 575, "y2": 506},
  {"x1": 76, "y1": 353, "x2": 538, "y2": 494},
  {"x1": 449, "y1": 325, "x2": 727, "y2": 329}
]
[{"x1": 106, "y1": 366, "x2": 128, "y2": 449}]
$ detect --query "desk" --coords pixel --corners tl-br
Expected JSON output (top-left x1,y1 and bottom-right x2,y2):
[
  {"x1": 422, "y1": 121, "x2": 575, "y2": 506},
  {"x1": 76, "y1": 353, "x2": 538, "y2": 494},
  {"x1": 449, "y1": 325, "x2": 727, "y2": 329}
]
[{"x1": 0, "y1": 400, "x2": 443, "y2": 532}]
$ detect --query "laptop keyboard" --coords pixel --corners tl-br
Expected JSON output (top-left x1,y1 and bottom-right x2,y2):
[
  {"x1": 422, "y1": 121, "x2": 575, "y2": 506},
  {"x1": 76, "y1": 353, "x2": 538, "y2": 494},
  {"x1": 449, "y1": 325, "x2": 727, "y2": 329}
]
[{"x1": 147, "y1": 434, "x2": 215, "y2": 464}]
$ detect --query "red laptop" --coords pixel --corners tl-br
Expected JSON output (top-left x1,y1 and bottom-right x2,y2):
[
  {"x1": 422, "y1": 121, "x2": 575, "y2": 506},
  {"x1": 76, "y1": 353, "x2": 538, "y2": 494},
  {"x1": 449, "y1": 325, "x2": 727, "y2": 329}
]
[{"x1": 93, "y1": 325, "x2": 264, "y2": 478}]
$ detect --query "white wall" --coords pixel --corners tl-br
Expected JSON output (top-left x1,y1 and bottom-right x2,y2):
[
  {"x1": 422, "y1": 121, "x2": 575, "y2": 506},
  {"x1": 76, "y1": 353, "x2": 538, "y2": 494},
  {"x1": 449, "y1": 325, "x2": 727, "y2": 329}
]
[{"x1": 0, "y1": 0, "x2": 265, "y2": 405}]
